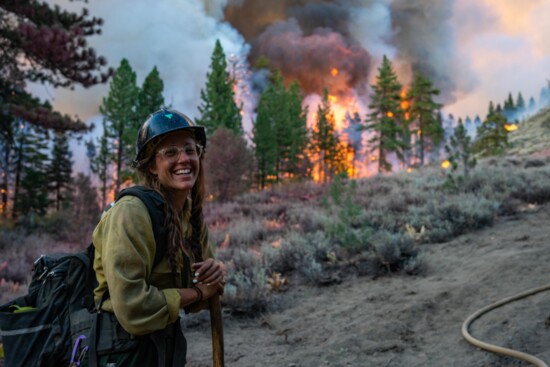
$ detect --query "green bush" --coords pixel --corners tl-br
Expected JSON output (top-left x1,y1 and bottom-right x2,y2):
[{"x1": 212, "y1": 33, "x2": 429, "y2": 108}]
[
  {"x1": 367, "y1": 230, "x2": 425, "y2": 276},
  {"x1": 221, "y1": 248, "x2": 269, "y2": 314}
]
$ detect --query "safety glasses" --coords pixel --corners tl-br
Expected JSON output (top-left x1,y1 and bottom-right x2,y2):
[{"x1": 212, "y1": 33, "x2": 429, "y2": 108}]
[{"x1": 156, "y1": 144, "x2": 203, "y2": 162}]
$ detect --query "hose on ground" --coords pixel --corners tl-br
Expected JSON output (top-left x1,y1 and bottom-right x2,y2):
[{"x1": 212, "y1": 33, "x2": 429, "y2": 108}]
[{"x1": 462, "y1": 283, "x2": 550, "y2": 367}]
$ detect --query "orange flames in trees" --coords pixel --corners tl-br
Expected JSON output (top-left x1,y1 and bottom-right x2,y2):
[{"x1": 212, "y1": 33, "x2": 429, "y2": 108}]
[{"x1": 504, "y1": 124, "x2": 518, "y2": 132}]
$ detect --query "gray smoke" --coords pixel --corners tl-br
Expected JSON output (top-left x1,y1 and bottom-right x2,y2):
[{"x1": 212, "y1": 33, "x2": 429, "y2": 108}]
[{"x1": 223, "y1": 0, "x2": 471, "y2": 103}]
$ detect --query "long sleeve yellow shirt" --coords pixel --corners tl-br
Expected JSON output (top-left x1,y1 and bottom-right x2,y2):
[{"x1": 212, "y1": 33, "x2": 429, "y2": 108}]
[{"x1": 92, "y1": 195, "x2": 213, "y2": 336}]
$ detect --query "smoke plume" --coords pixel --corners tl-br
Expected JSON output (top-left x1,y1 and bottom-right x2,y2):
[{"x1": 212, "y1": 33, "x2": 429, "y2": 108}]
[{"x1": 223, "y1": 0, "x2": 468, "y2": 103}]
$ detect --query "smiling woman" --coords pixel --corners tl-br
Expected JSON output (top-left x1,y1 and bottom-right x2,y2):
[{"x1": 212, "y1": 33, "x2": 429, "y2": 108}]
[{"x1": 89, "y1": 109, "x2": 226, "y2": 366}]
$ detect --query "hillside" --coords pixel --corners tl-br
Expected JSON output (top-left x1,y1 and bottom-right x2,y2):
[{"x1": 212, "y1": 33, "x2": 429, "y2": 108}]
[
  {"x1": 2, "y1": 106, "x2": 550, "y2": 367},
  {"x1": 508, "y1": 106, "x2": 550, "y2": 156},
  {"x1": 185, "y1": 201, "x2": 550, "y2": 366},
  {"x1": 182, "y1": 109, "x2": 550, "y2": 367}
]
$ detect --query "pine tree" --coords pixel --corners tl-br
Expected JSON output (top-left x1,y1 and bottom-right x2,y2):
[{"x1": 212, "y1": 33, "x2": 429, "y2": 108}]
[
  {"x1": 407, "y1": 72, "x2": 443, "y2": 165},
  {"x1": 137, "y1": 66, "x2": 165, "y2": 123},
  {"x1": 311, "y1": 89, "x2": 347, "y2": 182},
  {"x1": 0, "y1": 120, "x2": 17, "y2": 216},
  {"x1": 364, "y1": 55, "x2": 406, "y2": 173},
  {"x1": 445, "y1": 119, "x2": 476, "y2": 178},
  {"x1": 70, "y1": 172, "x2": 101, "y2": 241},
  {"x1": 516, "y1": 92, "x2": 526, "y2": 114},
  {"x1": 474, "y1": 115, "x2": 482, "y2": 127},
  {"x1": 0, "y1": 1, "x2": 112, "y2": 133},
  {"x1": 99, "y1": 58, "x2": 139, "y2": 194},
  {"x1": 503, "y1": 92, "x2": 515, "y2": 121},
  {"x1": 48, "y1": 132, "x2": 73, "y2": 211},
  {"x1": 87, "y1": 120, "x2": 112, "y2": 208},
  {"x1": 197, "y1": 39, "x2": 242, "y2": 136},
  {"x1": 474, "y1": 102, "x2": 509, "y2": 157},
  {"x1": 540, "y1": 82, "x2": 550, "y2": 107},
  {"x1": 344, "y1": 112, "x2": 364, "y2": 178},
  {"x1": 15, "y1": 126, "x2": 50, "y2": 218},
  {"x1": 253, "y1": 78, "x2": 280, "y2": 188},
  {"x1": 277, "y1": 79, "x2": 310, "y2": 180},
  {"x1": 528, "y1": 96, "x2": 536, "y2": 113}
]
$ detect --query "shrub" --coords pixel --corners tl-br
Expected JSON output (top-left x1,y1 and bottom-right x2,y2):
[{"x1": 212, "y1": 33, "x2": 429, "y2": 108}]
[
  {"x1": 366, "y1": 231, "x2": 426, "y2": 276},
  {"x1": 221, "y1": 248, "x2": 269, "y2": 314},
  {"x1": 408, "y1": 194, "x2": 499, "y2": 243}
]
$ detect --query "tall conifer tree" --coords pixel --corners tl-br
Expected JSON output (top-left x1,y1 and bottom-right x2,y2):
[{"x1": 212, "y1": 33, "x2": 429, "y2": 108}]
[
  {"x1": 283, "y1": 81, "x2": 310, "y2": 179},
  {"x1": 407, "y1": 72, "x2": 443, "y2": 165},
  {"x1": 197, "y1": 39, "x2": 242, "y2": 136},
  {"x1": 474, "y1": 101, "x2": 509, "y2": 157},
  {"x1": 137, "y1": 66, "x2": 165, "y2": 123},
  {"x1": 253, "y1": 78, "x2": 279, "y2": 188},
  {"x1": 445, "y1": 118, "x2": 476, "y2": 178},
  {"x1": 48, "y1": 132, "x2": 73, "y2": 211},
  {"x1": 364, "y1": 55, "x2": 406, "y2": 173},
  {"x1": 87, "y1": 120, "x2": 112, "y2": 208},
  {"x1": 253, "y1": 72, "x2": 310, "y2": 187},
  {"x1": 15, "y1": 126, "x2": 50, "y2": 218},
  {"x1": 99, "y1": 58, "x2": 139, "y2": 194},
  {"x1": 0, "y1": 1, "x2": 112, "y2": 133}
]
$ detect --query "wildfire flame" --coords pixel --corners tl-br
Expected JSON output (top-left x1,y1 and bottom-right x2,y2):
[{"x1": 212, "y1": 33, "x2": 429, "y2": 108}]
[
  {"x1": 331, "y1": 68, "x2": 339, "y2": 77},
  {"x1": 504, "y1": 124, "x2": 518, "y2": 132},
  {"x1": 441, "y1": 160, "x2": 451, "y2": 169}
]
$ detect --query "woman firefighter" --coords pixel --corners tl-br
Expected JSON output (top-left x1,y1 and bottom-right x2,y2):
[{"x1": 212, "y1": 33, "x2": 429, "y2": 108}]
[{"x1": 90, "y1": 109, "x2": 226, "y2": 366}]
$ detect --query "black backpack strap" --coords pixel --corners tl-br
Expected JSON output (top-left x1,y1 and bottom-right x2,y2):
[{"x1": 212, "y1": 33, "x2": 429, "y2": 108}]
[
  {"x1": 115, "y1": 186, "x2": 167, "y2": 268},
  {"x1": 87, "y1": 187, "x2": 169, "y2": 367}
]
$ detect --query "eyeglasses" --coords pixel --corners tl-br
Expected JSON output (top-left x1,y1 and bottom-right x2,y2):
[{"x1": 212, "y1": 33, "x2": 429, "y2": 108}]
[{"x1": 156, "y1": 144, "x2": 203, "y2": 161}]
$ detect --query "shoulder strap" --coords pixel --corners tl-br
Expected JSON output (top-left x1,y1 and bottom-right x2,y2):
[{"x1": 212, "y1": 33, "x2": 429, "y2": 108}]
[{"x1": 115, "y1": 186, "x2": 167, "y2": 268}]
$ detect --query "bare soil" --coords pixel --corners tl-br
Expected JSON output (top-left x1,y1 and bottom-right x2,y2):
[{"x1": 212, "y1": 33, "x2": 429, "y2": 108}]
[{"x1": 185, "y1": 202, "x2": 550, "y2": 367}]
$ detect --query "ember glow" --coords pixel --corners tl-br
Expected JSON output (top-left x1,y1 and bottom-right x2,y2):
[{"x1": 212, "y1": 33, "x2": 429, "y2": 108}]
[
  {"x1": 441, "y1": 160, "x2": 451, "y2": 169},
  {"x1": 504, "y1": 124, "x2": 518, "y2": 132}
]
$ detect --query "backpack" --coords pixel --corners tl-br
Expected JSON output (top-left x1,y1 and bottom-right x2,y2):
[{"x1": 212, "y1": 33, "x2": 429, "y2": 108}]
[{"x1": 0, "y1": 186, "x2": 167, "y2": 367}]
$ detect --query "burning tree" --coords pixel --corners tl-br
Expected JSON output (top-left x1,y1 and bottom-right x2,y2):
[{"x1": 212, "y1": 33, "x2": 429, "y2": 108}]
[
  {"x1": 364, "y1": 55, "x2": 407, "y2": 173},
  {"x1": 311, "y1": 88, "x2": 347, "y2": 183},
  {"x1": 407, "y1": 72, "x2": 444, "y2": 166},
  {"x1": 197, "y1": 39, "x2": 243, "y2": 137}
]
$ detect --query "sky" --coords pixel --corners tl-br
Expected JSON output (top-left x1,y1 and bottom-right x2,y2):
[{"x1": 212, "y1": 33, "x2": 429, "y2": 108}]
[{"x1": 33, "y1": 0, "x2": 550, "y2": 170}]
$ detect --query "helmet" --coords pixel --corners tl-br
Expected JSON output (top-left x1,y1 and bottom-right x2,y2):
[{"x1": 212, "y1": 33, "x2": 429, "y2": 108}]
[{"x1": 133, "y1": 109, "x2": 207, "y2": 166}]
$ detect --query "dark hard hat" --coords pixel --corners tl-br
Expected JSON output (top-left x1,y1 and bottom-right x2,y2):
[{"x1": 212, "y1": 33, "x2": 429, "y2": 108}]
[{"x1": 134, "y1": 109, "x2": 207, "y2": 165}]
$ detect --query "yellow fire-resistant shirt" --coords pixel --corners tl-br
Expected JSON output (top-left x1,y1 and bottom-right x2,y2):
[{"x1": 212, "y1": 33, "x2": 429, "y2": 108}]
[{"x1": 92, "y1": 195, "x2": 213, "y2": 336}]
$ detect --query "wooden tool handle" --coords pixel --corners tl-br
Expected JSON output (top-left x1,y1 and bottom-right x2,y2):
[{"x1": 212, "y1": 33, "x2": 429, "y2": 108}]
[{"x1": 209, "y1": 294, "x2": 224, "y2": 367}]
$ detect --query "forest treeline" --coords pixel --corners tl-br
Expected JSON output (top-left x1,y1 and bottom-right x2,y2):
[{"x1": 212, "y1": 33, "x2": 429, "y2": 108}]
[{"x1": 1, "y1": 2, "x2": 550, "y2": 233}]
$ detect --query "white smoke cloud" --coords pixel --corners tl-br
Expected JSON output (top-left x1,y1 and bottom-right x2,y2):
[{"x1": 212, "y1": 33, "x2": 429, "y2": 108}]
[
  {"x1": 446, "y1": 0, "x2": 550, "y2": 119},
  {"x1": 35, "y1": 0, "x2": 247, "y2": 123}
]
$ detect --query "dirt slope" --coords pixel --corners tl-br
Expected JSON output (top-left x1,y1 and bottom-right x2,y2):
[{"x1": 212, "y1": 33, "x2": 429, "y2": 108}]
[{"x1": 185, "y1": 202, "x2": 550, "y2": 367}]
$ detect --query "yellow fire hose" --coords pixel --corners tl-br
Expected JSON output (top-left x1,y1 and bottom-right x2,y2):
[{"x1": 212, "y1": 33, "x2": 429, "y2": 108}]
[{"x1": 462, "y1": 283, "x2": 550, "y2": 367}]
